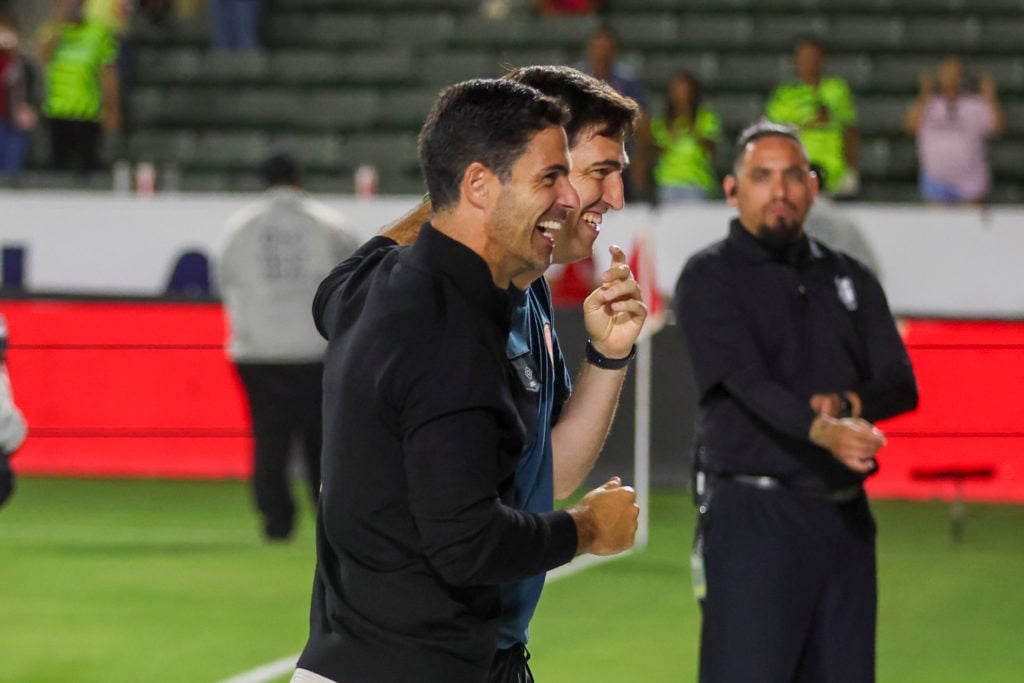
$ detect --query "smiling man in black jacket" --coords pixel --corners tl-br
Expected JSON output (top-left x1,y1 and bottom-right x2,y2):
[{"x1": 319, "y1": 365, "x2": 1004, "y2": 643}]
[{"x1": 291, "y1": 79, "x2": 639, "y2": 683}]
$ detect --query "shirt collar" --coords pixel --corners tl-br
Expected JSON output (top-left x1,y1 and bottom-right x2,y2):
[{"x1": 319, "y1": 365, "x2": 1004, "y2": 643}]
[{"x1": 411, "y1": 222, "x2": 518, "y2": 332}]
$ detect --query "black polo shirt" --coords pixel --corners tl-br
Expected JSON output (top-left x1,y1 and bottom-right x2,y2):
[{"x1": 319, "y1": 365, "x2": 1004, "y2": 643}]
[
  {"x1": 299, "y1": 224, "x2": 578, "y2": 682},
  {"x1": 675, "y1": 219, "x2": 918, "y2": 494}
]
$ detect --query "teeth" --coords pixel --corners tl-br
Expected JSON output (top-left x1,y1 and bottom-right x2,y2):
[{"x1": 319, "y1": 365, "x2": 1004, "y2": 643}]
[
  {"x1": 582, "y1": 212, "x2": 602, "y2": 227},
  {"x1": 537, "y1": 220, "x2": 562, "y2": 231}
]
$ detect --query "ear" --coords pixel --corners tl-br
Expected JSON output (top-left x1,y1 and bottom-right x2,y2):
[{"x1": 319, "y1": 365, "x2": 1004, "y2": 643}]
[
  {"x1": 808, "y1": 168, "x2": 821, "y2": 202},
  {"x1": 723, "y1": 174, "x2": 739, "y2": 207},
  {"x1": 461, "y1": 161, "x2": 493, "y2": 211}
]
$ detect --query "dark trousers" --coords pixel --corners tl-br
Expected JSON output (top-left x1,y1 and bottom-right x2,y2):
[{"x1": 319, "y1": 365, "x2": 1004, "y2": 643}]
[
  {"x1": 698, "y1": 480, "x2": 877, "y2": 683},
  {"x1": 0, "y1": 449, "x2": 14, "y2": 508},
  {"x1": 489, "y1": 644, "x2": 534, "y2": 683},
  {"x1": 48, "y1": 118, "x2": 102, "y2": 175},
  {"x1": 236, "y1": 362, "x2": 323, "y2": 538}
]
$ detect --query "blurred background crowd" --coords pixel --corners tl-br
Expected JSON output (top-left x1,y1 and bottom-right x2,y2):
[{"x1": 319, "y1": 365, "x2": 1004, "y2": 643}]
[{"x1": 0, "y1": 0, "x2": 1019, "y2": 205}]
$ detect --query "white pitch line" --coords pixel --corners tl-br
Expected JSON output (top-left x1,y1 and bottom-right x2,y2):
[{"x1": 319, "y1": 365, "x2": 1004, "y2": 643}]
[
  {"x1": 213, "y1": 549, "x2": 637, "y2": 683},
  {"x1": 215, "y1": 655, "x2": 299, "y2": 683}
]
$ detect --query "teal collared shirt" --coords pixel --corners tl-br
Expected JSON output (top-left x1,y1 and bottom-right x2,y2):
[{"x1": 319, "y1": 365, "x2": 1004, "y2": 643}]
[{"x1": 498, "y1": 276, "x2": 572, "y2": 648}]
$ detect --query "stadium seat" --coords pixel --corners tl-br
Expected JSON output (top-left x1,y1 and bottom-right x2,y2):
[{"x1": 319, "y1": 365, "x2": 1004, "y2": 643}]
[
  {"x1": 498, "y1": 48, "x2": 573, "y2": 72},
  {"x1": 857, "y1": 96, "x2": 912, "y2": 136},
  {"x1": 268, "y1": 50, "x2": 346, "y2": 85},
  {"x1": 451, "y1": 15, "x2": 535, "y2": 49},
  {"x1": 714, "y1": 53, "x2": 790, "y2": 92},
  {"x1": 827, "y1": 54, "x2": 874, "y2": 92},
  {"x1": 750, "y1": 15, "x2": 828, "y2": 50},
  {"x1": 378, "y1": 88, "x2": 441, "y2": 129},
  {"x1": 383, "y1": 13, "x2": 458, "y2": 46},
  {"x1": 134, "y1": 47, "x2": 204, "y2": 85},
  {"x1": 607, "y1": 14, "x2": 681, "y2": 49},
  {"x1": 340, "y1": 133, "x2": 419, "y2": 181},
  {"x1": 191, "y1": 132, "x2": 272, "y2": 170},
  {"x1": 888, "y1": 137, "x2": 919, "y2": 178},
  {"x1": 268, "y1": 133, "x2": 344, "y2": 172},
  {"x1": 127, "y1": 130, "x2": 199, "y2": 164},
  {"x1": 977, "y1": 18, "x2": 1024, "y2": 54},
  {"x1": 827, "y1": 15, "x2": 906, "y2": 50},
  {"x1": 705, "y1": 93, "x2": 766, "y2": 131},
  {"x1": 853, "y1": 136, "x2": 918, "y2": 182},
  {"x1": 302, "y1": 90, "x2": 382, "y2": 131},
  {"x1": 202, "y1": 51, "x2": 271, "y2": 85},
  {"x1": 968, "y1": 57, "x2": 1024, "y2": 96},
  {"x1": 642, "y1": 52, "x2": 718, "y2": 91},
  {"x1": 676, "y1": 14, "x2": 753, "y2": 50},
  {"x1": 990, "y1": 139, "x2": 1024, "y2": 178},
  {"x1": 127, "y1": 88, "x2": 166, "y2": 128},
  {"x1": 229, "y1": 89, "x2": 308, "y2": 128},
  {"x1": 868, "y1": 55, "x2": 938, "y2": 94},
  {"x1": 529, "y1": 15, "x2": 602, "y2": 50},
  {"x1": 417, "y1": 51, "x2": 503, "y2": 86},
  {"x1": 267, "y1": 13, "x2": 384, "y2": 48},
  {"x1": 1002, "y1": 99, "x2": 1024, "y2": 136},
  {"x1": 900, "y1": 16, "x2": 981, "y2": 52}
]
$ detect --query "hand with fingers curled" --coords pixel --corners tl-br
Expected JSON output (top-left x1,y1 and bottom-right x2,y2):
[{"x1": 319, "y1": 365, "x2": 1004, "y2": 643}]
[
  {"x1": 809, "y1": 415, "x2": 886, "y2": 474},
  {"x1": 583, "y1": 245, "x2": 648, "y2": 361},
  {"x1": 567, "y1": 476, "x2": 640, "y2": 556}
]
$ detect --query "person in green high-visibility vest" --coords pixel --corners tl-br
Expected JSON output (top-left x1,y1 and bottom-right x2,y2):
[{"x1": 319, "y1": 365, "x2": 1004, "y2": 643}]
[
  {"x1": 650, "y1": 71, "x2": 722, "y2": 203},
  {"x1": 766, "y1": 36, "x2": 860, "y2": 198},
  {"x1": 37, "y1": 0, "x2": 120, "y2": 176}
]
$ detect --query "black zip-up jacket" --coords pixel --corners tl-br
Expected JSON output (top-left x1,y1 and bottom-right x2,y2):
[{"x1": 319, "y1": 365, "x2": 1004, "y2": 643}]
[
  {"x1": 675, "y1": 219, "x2": 918, "y2": 494},
  {"x1": 297, "y1": 225, "x2": 577, "y2": 683}
]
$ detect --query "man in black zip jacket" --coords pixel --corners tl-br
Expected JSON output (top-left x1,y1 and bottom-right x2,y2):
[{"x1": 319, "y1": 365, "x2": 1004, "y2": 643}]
[
  {"x1": 675, "y1": 120, "x2": 918, "y2": 683},
  {"x1": 291, "y1": 79, "x2": 639, "y2": 683}
]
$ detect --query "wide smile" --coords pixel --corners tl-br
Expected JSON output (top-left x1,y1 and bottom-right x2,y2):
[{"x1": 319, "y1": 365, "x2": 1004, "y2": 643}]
[
  {"x1": 580, "y1": 210, "x2": 603, "y2": 234},
  {"x1": 536, "y1": 219, "x2": 562, "y2": 247}
]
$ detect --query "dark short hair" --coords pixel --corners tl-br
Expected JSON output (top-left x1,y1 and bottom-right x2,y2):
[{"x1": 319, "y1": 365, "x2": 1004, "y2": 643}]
[
  {"x1": 504, "y1": 65, "x2": 639, "y2": 148},
  {"x1": 418, "y1": 78, "x2": 569, "y2": 212},
  {"x1": 259, "y1": 152, "x2": 300, "y2": 187},
  {"x1": 794, "y1": 34, "x2": 827, "y2": 54},
  {"x1": 733, "y1": 119, "x2": 806, "y2": 173}
]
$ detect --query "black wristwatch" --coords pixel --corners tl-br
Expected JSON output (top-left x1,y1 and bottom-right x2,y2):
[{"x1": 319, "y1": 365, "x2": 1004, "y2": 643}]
[
  {"x1": 838, "y1": 394, "x2": 853, "y2": 418},
  {"x1": 585, "y1": 340, "x2": 636, "y2": 370}
]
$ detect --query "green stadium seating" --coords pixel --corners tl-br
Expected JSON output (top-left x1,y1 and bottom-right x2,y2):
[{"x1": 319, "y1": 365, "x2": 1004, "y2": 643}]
[{"x1": 117, "y1": 0, "x2": 1021, "y2": 201}]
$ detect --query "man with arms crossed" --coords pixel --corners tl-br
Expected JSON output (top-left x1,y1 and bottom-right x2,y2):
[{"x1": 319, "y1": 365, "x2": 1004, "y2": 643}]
[
  {"x1": 321, "y1": 65, "x2": 645, "y2": 681},
  {"x1": 292, "y1": 79, "x2": 640, "y2": 683},
  {"x1": 675, "y1": 120, "x2": 917, "y2": 682}
]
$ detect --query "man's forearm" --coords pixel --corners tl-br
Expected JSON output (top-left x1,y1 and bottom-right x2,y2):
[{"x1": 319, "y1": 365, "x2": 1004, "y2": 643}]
[{"x1": 550, "y1": 361, "x2": 628, "y2": 500}]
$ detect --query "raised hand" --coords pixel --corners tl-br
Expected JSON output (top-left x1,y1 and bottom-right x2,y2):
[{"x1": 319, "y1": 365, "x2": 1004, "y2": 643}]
[{"x1": 582, "y1": 245, "x2": 647, "y2": 360}]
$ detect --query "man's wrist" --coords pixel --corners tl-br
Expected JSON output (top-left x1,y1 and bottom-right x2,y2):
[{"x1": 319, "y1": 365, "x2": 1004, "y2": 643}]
[
  {"x1": 585, "y1": 340, "x2": 635, "y2": 370},
  {"x1": 566, "y1": 506, "x2": 595, "y2": 556}
]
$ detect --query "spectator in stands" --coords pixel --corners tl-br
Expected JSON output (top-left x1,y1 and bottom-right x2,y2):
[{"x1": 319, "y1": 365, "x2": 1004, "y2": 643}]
[
  {"x1": 904, "y1": 56, "x2": 1006, "y2": 206},
  {"x1": 579, "y1": 25, "x2": 650, "y2": 202},
  {"x1": 650, "y1": 70, "x2": 721, "y2": 203},
  {"x1": 213, "y1": 152, "x2": 357, "y2": 541},
  {"x1": 767, "y1": 36, "x2": 860, "y2": 198},
  {"x1": 535, "y1": 0, "x2": 606, "y2": 15},
  {"x1": 210, "y1": 0, "x2": 263, "y2": 52},
  {"x1": 0, "y1": 313, "x2": 27, "y2": 509},
  {"x1": 38, "y1": 0, "x2": 120, "y2": 176},
  {"x1": 0, "y1": 13, "x2": 39, "y2": 184}
]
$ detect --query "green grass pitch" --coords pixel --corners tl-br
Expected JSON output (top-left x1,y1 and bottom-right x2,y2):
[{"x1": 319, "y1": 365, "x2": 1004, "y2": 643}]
[{"x1": 1, "y1": 478, "x2": 1022, "y2": 682}]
